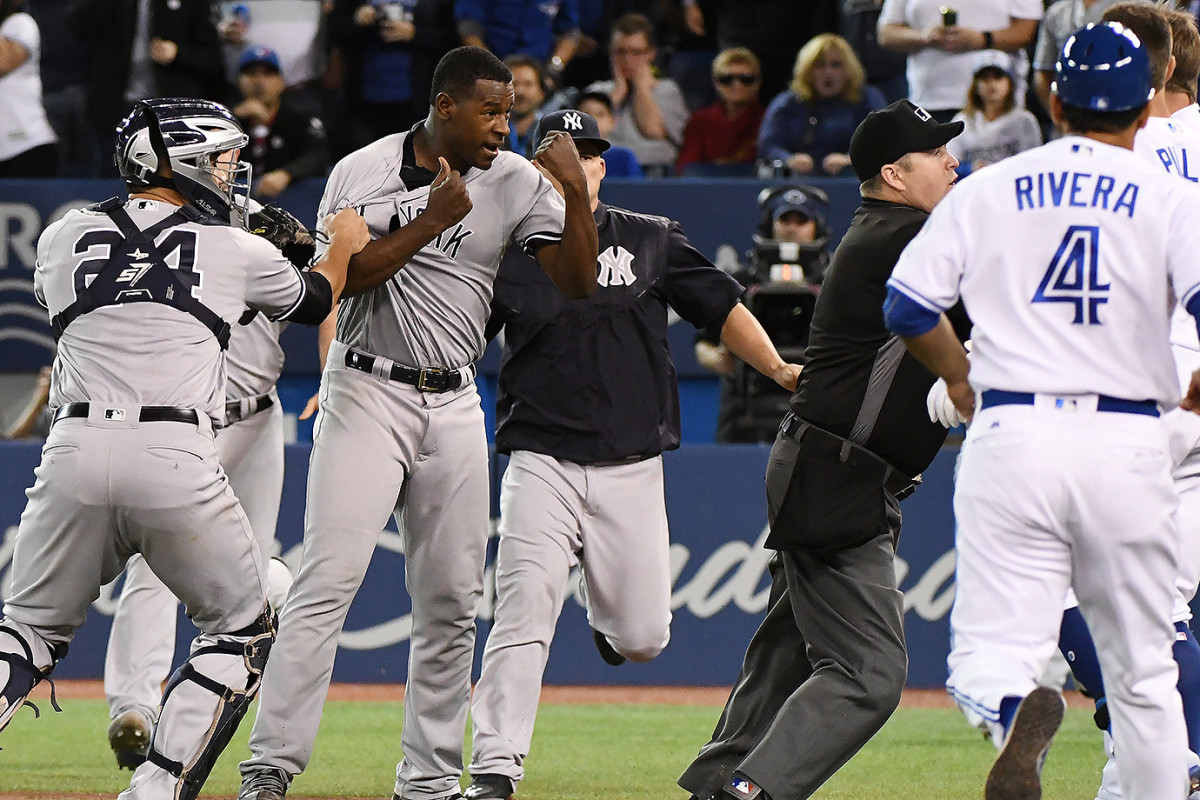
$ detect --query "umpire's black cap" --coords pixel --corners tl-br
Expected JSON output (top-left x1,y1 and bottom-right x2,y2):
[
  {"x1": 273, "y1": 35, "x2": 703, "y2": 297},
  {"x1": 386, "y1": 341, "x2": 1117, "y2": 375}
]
[
  {"x1": 848, "y1": 100, "x2": 963, "y2": 182},
  {"x1": 536, "y1": 109, "x2": 611, "y2": 152}
]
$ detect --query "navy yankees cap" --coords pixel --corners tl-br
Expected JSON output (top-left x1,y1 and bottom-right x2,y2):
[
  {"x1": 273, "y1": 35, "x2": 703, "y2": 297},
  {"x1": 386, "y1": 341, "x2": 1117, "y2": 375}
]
[
  {"x1": 536, "y1": 109, "x2": 611, "y2": 153},
  {"x1": 771, "y1": 188, "x2": 825, "y2": 225},
  {"x1": 848, "y1": 100, "x2": 963, "y2": 182}
]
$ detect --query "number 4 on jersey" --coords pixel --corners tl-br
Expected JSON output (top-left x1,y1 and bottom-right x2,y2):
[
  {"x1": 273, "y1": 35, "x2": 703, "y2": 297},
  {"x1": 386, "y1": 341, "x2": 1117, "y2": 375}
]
[{"x1": 1032, "y1": 225, "x2": 1109, "y2": 325}]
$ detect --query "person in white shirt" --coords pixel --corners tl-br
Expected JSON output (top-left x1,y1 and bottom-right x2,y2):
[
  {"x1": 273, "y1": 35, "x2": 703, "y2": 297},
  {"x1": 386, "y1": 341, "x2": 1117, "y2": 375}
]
[{"x1": 0, "y1": 0, "x2": 57, "y2": 176}]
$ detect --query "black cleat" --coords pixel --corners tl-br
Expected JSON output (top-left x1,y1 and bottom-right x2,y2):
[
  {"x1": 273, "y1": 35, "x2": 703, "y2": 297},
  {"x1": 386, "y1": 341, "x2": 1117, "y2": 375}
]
[
  {"x1": 985, "y1": 687, "x2": 1065, "y2": 800},
  {"x1": 592, "y1": 629, "x2": 626, "y2": 666},
  {"x1": 464, "y1": 773, "x2": 514, "y2": 800}
]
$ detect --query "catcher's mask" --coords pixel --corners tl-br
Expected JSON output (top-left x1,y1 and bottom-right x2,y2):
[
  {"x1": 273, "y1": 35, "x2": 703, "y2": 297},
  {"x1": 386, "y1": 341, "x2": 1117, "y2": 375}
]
[{"x1": 115, "y1": 98, "x2": 252, "y2": 225}]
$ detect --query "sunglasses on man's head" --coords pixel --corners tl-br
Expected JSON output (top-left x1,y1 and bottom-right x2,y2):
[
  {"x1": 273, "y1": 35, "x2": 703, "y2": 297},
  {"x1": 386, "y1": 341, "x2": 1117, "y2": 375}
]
[{"x1": 716, "y1": 73, "x2": 757, "y2": 86}]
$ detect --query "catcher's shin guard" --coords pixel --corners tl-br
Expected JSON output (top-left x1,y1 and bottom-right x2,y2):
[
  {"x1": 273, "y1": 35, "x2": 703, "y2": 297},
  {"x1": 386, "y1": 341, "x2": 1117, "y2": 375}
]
[
  {"x1": 0, "y1": 621, "x2": 63, "y2": 734},
  {"x1": 145, "y1": 606, "x2": 275, "y2": 800}
]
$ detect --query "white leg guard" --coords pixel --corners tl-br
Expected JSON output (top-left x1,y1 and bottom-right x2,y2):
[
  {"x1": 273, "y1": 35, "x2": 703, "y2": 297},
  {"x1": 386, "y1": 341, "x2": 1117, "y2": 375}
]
[
  {"x1": 121, "y1": 607, "x2": 275, "y2": 800},
  {"x1": 0, "y1": 620, "x2": 63, "y2": 734}
]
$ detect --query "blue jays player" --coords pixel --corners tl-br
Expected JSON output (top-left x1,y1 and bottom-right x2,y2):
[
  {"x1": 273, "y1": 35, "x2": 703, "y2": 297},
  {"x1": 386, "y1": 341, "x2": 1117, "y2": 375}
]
[
  {"x1": 0, "y1": 98, "x2": 368, "y2": 800},
  {"x1": 237, "y1": 46, "x2": 599, "y2": 800},
  {"x1": 883, "y1": 22, "x2": 1200, "y2": 800},
  {"x1": 103, "y1": 310, "x2": 295, "y2": 770}
]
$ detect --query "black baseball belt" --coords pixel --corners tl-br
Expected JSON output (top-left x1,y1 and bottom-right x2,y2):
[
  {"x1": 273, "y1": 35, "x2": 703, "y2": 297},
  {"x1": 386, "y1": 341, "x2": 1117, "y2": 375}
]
[
  {"x1": 224, "y1": 393, "x2": 275, "y2": 425},
  {"x1": 344, "y1": 348, "x2": 471, "y2": 393},
  {"x1": 52, "y1": 402, "x2": 199, "y2": 426}
]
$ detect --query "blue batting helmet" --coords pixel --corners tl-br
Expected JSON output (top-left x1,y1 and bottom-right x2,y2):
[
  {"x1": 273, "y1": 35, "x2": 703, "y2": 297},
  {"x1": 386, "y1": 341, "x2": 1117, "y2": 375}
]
[{"x1": 1052, "y1": 21, "x2": 1154, "y2": 112}]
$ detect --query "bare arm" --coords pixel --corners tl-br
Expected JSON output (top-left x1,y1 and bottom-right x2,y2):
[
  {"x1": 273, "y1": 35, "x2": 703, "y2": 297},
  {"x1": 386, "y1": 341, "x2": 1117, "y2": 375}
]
[
  {"x1": 628, "y1": 64, "x2": 669, "y2": 140},
  {"x1": 311, "y1": 208, "x2": 371, "y2": 303},
  {"x1": 927, "y1": 17, "x2": 1040, "y2": 54},
  {"x1": 899, "y1": 315, "x2": 973, "y2": 421},
  {"x1": 0, "y1": 38, "x2": 29, "y2": 76},
  {"x1": 1034, "y1": 71, "x2": 1054, "y2": 120},
  {"x1": 878, "y1": 22, "x2": 932, "y2": 53},
  {"x1": 3, "y1": 368, "x2": 50, "y2": 439},
  {"x1": 343, "y1": 158, "x2": 472, "y2": 296},
  {"x1": 531, "y1": 132, "x2": 599, "y2": 298},
  {"x1": 719, "y1": 304, "x2": 802, "y2": 391}
]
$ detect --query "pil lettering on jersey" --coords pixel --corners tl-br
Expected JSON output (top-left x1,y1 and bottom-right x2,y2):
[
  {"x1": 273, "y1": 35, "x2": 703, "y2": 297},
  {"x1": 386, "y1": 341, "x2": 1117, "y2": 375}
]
[
  {"x1": 1156, "y1": 146, "x2": 1199, "y2": 182},
  {"x1": 596, "y1": 245, "x2": 636, "y2": 287},
  {"x1": 388, "y1": 206, "x2": 474, "y2": 260},
  {"x1": 1014, "y1": 171, "x2": 1139, "y2": 217}
]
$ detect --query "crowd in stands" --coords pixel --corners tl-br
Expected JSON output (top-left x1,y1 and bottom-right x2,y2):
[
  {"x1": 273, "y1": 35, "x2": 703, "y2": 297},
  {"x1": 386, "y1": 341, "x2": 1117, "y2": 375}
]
[{"x1": 2, "y1": 0, "x2": 1200, "y2": 185}]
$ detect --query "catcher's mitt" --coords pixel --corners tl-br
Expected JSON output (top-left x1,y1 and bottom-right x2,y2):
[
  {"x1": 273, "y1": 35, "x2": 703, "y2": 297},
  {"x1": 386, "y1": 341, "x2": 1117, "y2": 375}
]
[{"x1": 247, "y1": 203, "x2": 317, "y2": 268}]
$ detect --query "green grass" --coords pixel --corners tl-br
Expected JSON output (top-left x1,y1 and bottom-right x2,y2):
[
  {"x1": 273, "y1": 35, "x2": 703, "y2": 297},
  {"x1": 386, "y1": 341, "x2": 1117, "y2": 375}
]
[{"x1": 0, "y1": 699, "x2": 1107, "y2": 799}]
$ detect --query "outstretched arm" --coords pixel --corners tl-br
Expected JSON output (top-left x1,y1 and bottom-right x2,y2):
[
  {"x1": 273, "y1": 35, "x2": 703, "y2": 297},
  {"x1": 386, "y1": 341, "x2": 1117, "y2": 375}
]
[{"x1": 719, "y1": 304, "x2": 802, "y2": 391}]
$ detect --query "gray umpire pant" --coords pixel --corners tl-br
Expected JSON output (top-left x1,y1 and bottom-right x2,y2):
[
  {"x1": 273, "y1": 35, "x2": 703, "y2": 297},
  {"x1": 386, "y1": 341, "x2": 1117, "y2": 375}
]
[{"x1": 678, "y1": 433, "x2": 907, "y2": 800}]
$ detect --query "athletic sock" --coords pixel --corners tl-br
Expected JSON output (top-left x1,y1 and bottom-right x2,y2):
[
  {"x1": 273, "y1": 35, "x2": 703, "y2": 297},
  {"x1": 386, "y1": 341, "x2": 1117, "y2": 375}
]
[
  {"x1": 1174, "y1": 621, "x2": 1200, "y2": 754},
  {"x1": 1058, "y1": 605, "x2": 1107, "y2": 711}
]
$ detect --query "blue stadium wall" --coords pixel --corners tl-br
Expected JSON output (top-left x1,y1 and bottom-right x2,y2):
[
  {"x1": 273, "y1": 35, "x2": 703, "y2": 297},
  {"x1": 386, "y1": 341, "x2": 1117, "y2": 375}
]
[{"x1": 0, "y1": 177, "x2": 959, "y2": 689}]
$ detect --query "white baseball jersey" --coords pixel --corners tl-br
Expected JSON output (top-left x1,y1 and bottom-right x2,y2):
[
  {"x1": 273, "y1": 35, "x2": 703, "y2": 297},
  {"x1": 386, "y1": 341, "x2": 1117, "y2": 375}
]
[
  {"x1": 314, "y1": 132, "x2": 566, "y2": 368},
  {"x1": 35, "y1": 198, "x2": 308, "y2": 422},
  {"x1": 888, "y1": 136, "x2": 1200, "y2": 405}
]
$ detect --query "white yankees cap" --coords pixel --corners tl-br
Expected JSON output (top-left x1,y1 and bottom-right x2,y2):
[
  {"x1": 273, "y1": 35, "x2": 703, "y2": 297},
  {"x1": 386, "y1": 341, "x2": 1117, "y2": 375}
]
[{"x1": 536, "y1": 109, "x2": 612, "y2": 152}]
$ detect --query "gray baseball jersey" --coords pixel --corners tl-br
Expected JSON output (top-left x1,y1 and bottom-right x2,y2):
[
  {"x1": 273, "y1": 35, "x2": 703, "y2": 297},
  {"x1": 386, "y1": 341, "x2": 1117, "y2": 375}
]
[
  {"x1": 314, "y1": 131, "x2": 566, "y2": 368},
  {"x1": 242, "y1": 128, "x2": 569, "y2": 800},
  {"x1": 35, "y1": 199, "x2": 307, "y2": 423}
]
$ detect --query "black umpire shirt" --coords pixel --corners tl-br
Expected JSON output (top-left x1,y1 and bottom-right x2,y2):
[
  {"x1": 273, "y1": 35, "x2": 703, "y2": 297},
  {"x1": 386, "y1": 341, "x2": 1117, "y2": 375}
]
[
  {"x1": 790, "y1": 197, "x2": 971, "y2": 478},
  {"x1": 487, "y1": 202, "x2": 745, "y2": 464}
]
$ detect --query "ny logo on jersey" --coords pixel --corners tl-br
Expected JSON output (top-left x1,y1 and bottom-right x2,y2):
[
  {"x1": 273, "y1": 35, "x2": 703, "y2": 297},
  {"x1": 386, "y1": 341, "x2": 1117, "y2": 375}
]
[
  {"x1": 561, "y1": 111, "x2": 584, "y2": 131},
  {"x1": 596, "y1": 245, "x2": 636, "y2": 287},
  {"x1": 1032, "y1": 225, "x2": 1109, "y2": 325}
]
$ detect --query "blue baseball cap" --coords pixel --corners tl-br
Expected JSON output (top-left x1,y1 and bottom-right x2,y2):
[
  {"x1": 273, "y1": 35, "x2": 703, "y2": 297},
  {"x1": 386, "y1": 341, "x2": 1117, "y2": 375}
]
[
  {"x1": 771, "y1": 188, "x2": 825, "y2": 226},
  {"x1": 536, "y1": 109, "x2": 611, "y2": 152},
  {"x1": 238, "y1": 46, "x2": 281, "y2": 74}
]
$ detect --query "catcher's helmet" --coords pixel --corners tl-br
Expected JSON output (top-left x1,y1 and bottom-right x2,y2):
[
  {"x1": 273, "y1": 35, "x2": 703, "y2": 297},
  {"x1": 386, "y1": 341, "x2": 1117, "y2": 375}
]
[
  {"x1": 1052, "y1": 21, "x2": 1154, "y2": 112},
  {"x1": 115, "y1": 98, "x2": 251, "y2": 223}
]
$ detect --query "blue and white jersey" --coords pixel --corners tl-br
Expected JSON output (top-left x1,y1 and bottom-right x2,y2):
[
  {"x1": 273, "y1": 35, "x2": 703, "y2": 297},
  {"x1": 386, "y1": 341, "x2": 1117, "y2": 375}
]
[
  {"x1": 887, "y1": 135, "x2": 1200, "y2": 406},
  {"x1": 1136, "y1": 114, "x2": 1200, "y2": 388}
]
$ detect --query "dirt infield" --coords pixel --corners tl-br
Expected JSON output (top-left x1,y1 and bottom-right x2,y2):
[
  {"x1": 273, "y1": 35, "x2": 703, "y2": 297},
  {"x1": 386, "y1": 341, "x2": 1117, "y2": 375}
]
[{"x1": 33, "y1": 679, "x2": 981, "y2": 707}]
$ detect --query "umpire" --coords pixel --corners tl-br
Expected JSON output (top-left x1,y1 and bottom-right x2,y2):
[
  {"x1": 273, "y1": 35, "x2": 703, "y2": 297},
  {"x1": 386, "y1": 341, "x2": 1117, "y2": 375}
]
[{"x1": 678, "y1": 100, "x2": 971, "y2": 800}]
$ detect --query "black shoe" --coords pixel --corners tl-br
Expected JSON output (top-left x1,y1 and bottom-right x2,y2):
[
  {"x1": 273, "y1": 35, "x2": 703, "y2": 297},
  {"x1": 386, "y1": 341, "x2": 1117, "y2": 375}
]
[
  {"x1": 464, "y1": 774, "x2": 514, "y2": 800},
  {"x1": 592, "y1": 628, "x2": 626, "y2": 666},
  {"x1": 722, "y1": 772, "x2": 769, "y2": 800},
  {"x1": 391, "y1": 796, "x2": 463, "y2": 800},
  {"x1": 985, "y1": 686, "x2": 1065, "y2": 800}
]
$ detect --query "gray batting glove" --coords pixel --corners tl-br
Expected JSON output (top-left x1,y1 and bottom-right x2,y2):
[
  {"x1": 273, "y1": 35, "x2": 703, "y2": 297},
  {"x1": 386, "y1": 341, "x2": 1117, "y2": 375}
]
[{"x1": 927, "y1": 377, "x2": 966, "y2": 428}]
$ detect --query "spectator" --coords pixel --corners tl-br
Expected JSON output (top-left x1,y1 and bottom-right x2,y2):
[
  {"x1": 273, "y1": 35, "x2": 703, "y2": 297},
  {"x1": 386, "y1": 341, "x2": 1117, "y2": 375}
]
[
  {"x1": 0, "y1": 0, "x2": 57, "y2": 177},
  {"x1": 695, "y1": 185, "x2": 830, "y2": 443},
  {"x1": 757, "y1": 34, "x2": 885, "y2": 177},
  {"x1": 455, "y1": 0, "x2": 580, "y2": 85},
  {"x1": 947, "y1": 51, "x2": 1041, "y2": 176},
  {"x1": 585, "y1": 12, "x2": 689, "y2": 177},
  {"x1": 877, "y1": 0, "x2": 1042, "y2": 123},
  {"x1": 840, "y1": 0, "x2": 908, "y2": 103},
  {"x1": 575, "y1": 90, "x2": 642, "y2": 177},
  {"x1": 215, "y1": 0, "x2": 329, "y2": 90},
  {"x1": 675, "y1": 46, "x2": 764, "y2": 175},
  {"x1": 68, "y1": 0, "x2": 226, "y2": 175},
  {"x1": 231, "y1": 46, "x2": 328, "y2": 199},
  {"x1": 1031, "y1": 0, "x2": 1147, "y2": 126},
  {"x1": 26, "y1": 0, "x2": 91, "y2": 176},
  {"x1": 329, "y1": 0, "x2": 457, "y2": 154},
  {"x1": 504, "y1": 53, "x2": 547, "y2": 157}
]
